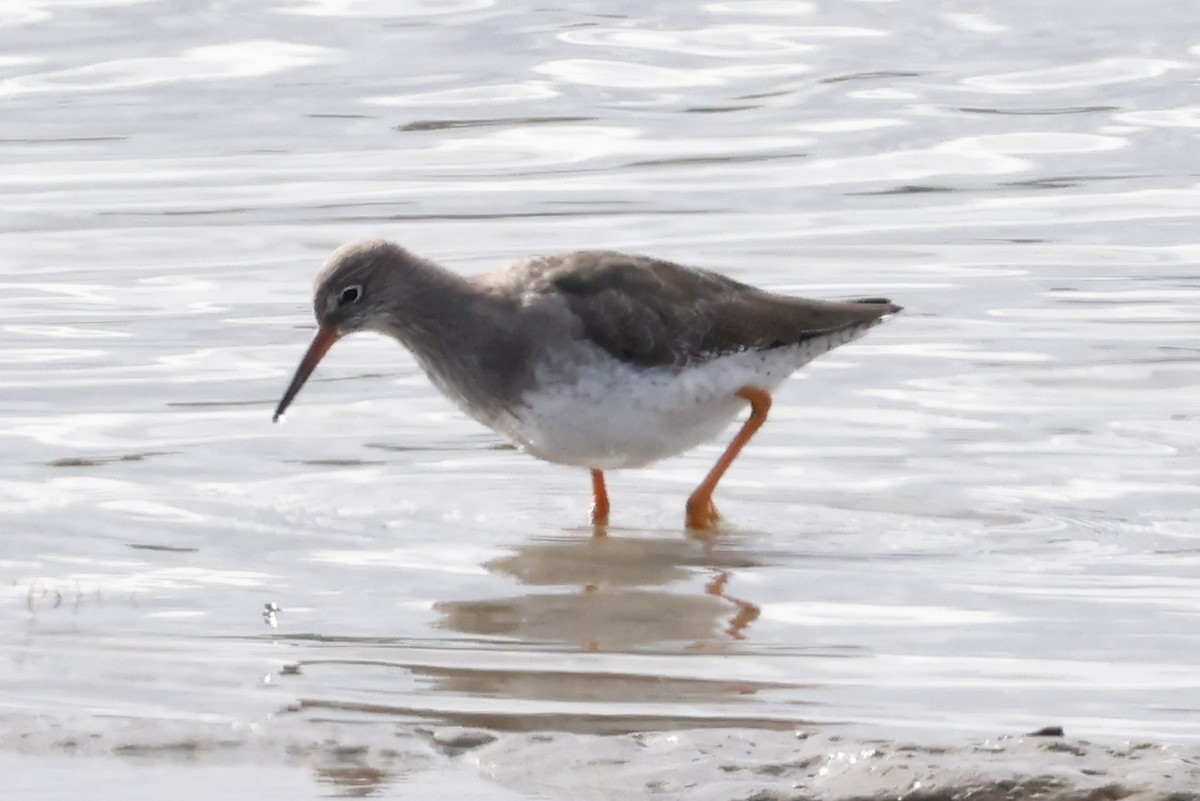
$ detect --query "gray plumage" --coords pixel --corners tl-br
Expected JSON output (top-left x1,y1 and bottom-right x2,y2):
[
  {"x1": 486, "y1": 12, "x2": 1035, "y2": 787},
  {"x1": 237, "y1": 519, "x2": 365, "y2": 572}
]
[
  {"x1": 313, "y1": 238, "x2": 896, "y2": 372},
  {"x1": 273, "y1": 238, "x2": 901, "y2": 526},
  {"x1": 483, "y1": 250, "x2": 898, "y2": 369},
  {"x1": 279, "y1": 238, "x2": 899, "y2": 446}
]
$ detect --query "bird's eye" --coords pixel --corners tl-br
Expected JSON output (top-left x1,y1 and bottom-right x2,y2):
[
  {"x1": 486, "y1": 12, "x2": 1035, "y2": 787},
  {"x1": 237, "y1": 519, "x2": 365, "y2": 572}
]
[{"x1": 338, "y1": 284, "x2": 363, "y2": 306}]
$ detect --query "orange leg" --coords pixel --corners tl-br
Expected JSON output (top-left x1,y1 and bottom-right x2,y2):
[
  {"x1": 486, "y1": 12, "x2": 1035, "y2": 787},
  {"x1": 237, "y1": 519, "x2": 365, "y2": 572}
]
[
  {"x1": 590, "y1": 469, "x2": 610, "y2": 530},
  {"x1": 685, "y1": 386, "x2": 772, "y2": 532}
]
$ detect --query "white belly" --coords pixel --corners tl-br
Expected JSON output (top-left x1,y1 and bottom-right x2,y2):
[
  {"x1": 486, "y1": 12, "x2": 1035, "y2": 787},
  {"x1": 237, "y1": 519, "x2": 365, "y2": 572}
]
[{"x1": 500, "y1": 338, "x2": 842, "y2": 469}]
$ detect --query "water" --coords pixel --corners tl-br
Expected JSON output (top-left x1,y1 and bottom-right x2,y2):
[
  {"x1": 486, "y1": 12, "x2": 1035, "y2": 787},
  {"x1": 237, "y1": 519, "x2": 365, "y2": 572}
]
[{"x1": 3, "y1": 0, "x2": 1200, "y2": 797}]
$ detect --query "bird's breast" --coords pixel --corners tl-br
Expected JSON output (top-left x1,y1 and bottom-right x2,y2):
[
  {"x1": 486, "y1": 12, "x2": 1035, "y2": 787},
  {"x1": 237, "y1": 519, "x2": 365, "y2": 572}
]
[{"x1": 497, "y1": 343, "x2": 817, "y2": 469}]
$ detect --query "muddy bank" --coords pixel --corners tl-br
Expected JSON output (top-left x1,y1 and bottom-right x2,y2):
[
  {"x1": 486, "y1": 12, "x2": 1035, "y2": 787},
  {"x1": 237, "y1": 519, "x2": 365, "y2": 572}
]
[
  {"x1": 465, "y1": 727, "x2": 1200, "y2": 801},
  {"x1": 4, "y1": 715, "x2": 1197, "y2": 799}
]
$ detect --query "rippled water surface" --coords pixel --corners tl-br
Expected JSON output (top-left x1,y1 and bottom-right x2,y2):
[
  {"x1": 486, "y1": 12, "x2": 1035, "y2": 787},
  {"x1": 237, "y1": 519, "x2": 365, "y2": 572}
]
[{"x1": 4, "y1": 0, "x2": 1200, "y2": 797}]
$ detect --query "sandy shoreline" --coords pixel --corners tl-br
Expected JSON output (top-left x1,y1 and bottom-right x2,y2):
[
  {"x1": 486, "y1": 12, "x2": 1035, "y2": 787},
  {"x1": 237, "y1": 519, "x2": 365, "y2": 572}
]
[
  {"x1": 5, "y1": 716, "x2": 1197, "y2": 800},
  {"x1": 466, "y1": 727, "x2": 1200, "y2": 800}
]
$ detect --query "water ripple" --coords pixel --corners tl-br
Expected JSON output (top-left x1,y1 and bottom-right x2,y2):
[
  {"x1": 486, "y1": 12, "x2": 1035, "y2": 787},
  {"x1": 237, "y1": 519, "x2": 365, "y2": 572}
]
[
  {"x1": 273, "y1": 0, "x2": 495, "y2": 16},
  {"x1": 533, "y1": 59, "x2": 813, "y2": 89},
  {"x1": 964, "y1": 57, "x2": 1189, "y2": 93},
  {"x1": 0, "y1": 41, "x2": 333, "y2": 97},
  {"x1": 2, "y1": 0, "x2": 1199, "y2": 767},
  {"x1": 558, "y1": 24, "x2": 872, "y2": 57},
  {"x1": 365, "y1": 82, "x2": 559, "y2": 107},
  {"x1": 1117, "y1": 106, "x2": 1200, "y2": 127}
]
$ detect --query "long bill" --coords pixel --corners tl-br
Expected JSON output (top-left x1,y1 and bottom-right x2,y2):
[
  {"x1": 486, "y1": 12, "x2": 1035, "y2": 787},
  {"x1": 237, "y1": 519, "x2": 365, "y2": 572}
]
[{"x1": 272, "y1": 323, "x2": 340, "y2": 422}]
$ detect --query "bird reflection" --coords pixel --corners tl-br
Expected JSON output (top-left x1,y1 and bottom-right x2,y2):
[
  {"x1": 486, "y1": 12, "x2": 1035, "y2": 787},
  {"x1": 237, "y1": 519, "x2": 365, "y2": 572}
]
[
  {"x1": 705, "y1": 570, "x2": 761, "y2": 641},
  {"x1": 277, "y1": 532, "x2": 787, "y2": 741},
  {"x1": 312, "y1": 763, "x2": 395, "y2": 799},
  {"x1": 434, "y1": 533, "x2": 763, "y2": 651}
]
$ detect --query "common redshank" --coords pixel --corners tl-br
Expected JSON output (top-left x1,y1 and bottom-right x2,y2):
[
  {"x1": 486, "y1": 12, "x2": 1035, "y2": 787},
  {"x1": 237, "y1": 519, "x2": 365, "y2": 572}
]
[{"x1": 273, "y1": 239, "x2": 899, "y2": 531}]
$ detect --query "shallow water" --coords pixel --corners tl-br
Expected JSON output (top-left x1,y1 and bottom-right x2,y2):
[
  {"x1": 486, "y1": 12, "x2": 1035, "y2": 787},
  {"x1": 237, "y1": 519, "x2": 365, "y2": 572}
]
[{"x1": 3, "y1": 0, "x2": 1200, "y2": 797}]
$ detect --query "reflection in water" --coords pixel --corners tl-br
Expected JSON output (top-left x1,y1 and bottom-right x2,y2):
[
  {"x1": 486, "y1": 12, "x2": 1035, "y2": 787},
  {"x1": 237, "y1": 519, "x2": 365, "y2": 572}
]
[
  {"x1": 436, "y1": 535, "x2": 763, "y2": 648},
  {"x1": 5, "y1": 0, "x2": 1200, "y2": 772},
  {"x1": 705, "y1": 572, "x2": 761, "y2": 640},
  {"x1": 396, "y1": 115, "x2": 592, "y2": 132},
  {"x1": 313, "y1": 762, "x2": 394, "y2": 799},
  {"x1": 283, "y1": 535, "x2": 797, "y2": 735},
  {"x1": 45, "y1": 451, "x2": 174, "y2": 467}
]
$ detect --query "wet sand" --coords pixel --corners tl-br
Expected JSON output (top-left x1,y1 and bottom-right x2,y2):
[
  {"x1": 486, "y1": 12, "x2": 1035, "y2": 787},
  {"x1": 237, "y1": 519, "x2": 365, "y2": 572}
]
[
  {"x1": 469, "y1": 728, "x2": 1200, "y2": 800},
  {"x1": 5, "y1": 716, "x2": 1197, "y2": 800}
]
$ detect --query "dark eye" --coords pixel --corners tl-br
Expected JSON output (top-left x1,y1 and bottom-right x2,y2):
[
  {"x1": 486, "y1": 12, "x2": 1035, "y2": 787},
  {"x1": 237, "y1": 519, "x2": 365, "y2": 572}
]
[{"x1": 338, "y1": 284, "x2": 363, "y2": 306}]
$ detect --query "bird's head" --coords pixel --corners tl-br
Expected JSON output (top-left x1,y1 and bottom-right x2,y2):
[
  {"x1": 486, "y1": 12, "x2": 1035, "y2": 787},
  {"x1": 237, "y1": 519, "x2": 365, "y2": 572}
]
[{"x1": 273, "y1": 239, "x2": 417, "y2": 422}]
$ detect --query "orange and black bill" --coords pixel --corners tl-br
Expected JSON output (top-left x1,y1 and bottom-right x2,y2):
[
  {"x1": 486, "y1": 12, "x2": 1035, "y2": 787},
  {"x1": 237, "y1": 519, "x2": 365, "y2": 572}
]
[{"x1": 272, "y1": 323, "x2": 340, "y2": 422}]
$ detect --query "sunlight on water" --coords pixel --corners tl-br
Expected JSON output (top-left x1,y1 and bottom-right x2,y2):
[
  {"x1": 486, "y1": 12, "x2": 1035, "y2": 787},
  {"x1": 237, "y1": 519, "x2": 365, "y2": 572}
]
[
  {"x1": 964, "y1": 58, "x2": 1188, "y2": 93},
  {"x1": 276, "y1": 0, "x2": 497, "y2": 17},
  {"x1": 0, "y1": 41, "x2": 333, "y2": 97},
  {"x1": 2, "y1": 0, "x2": 1200, "y2": 797}
]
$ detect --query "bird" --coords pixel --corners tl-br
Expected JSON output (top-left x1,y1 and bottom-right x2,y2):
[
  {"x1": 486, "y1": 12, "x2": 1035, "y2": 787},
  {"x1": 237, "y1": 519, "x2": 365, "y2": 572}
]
[{"x1": 273, "y1": 239, "x2": 899, "y2": 532}]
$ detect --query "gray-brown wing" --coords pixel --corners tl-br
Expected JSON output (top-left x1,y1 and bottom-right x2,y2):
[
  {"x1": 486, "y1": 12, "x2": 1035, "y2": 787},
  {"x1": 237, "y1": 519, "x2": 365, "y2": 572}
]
[{"x1": 523, "y1": 252, "x2": 898, "y2": 368}]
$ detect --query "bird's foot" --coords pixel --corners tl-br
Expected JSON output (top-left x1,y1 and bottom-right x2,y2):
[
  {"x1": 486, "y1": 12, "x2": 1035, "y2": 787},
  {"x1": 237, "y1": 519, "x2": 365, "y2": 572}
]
[
  {"x1": 685, "y1": 496, "x2": 720, "y2": 534},
  {"x1": 590, "y1": 506, "x2": 610, "y2": 537},
  {"x1": 589, "y1": 469, "x2": 610, "y2": 535}
]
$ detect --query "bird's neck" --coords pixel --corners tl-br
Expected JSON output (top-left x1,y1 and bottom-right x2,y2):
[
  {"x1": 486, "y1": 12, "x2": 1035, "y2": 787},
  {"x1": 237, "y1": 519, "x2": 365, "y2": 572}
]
[{"x1": 377, "y1": 267, "x2": 529, "y2": 414}]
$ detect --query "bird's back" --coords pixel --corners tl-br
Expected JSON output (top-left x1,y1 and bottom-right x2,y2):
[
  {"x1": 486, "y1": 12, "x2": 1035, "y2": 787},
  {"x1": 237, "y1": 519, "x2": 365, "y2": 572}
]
[{"x1": 479, "y1": 251, "x2": 899, "y2": 370}]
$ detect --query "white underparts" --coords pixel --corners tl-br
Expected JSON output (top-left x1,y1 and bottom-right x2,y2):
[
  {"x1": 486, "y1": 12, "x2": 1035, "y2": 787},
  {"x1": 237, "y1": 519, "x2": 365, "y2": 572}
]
[{"x1": 501, "y1": 323, "x2": 875, "y2": 469}]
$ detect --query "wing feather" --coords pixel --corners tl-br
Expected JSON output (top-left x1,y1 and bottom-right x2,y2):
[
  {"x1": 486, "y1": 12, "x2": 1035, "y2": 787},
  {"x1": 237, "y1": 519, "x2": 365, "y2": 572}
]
[{"x1": 513, "y1": 252, "x2": 897, "y2": 368}]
